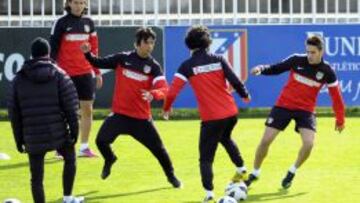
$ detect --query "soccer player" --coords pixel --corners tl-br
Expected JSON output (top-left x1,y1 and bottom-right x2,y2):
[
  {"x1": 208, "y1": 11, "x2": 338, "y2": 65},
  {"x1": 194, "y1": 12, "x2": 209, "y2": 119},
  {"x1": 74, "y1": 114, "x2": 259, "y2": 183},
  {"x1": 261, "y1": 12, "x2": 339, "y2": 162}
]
[
  {"x1": 7, "y1": 37, "x2": 83, "y2": 203},
  {"x1": 80, "y1": 27, "x2": 182, "y2": 188},
  {"x1": 162, "y1": 25, "x2": 251, "y2": 203},
  {"x1": 50, "y1": 0, "x2": 101, "y2": 157},
  {"x1": 245, "y1": 35, "x2": 345, "y2": 189}
]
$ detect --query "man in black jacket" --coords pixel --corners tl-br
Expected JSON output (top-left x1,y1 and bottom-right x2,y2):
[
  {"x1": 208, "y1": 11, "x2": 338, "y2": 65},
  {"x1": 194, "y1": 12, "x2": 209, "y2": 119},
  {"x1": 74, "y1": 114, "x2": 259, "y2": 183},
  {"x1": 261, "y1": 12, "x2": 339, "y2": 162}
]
[{"x1": 7, "y1": 37, "x2": 83, "y2": 203}]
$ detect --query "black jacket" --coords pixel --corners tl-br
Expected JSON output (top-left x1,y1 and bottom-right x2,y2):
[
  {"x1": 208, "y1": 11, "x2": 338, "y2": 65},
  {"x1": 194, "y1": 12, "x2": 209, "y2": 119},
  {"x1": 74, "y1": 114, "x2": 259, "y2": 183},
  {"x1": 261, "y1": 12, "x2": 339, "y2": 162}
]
[{"x1": 7, "y1": 58, "x2": 79, "y2": 154}]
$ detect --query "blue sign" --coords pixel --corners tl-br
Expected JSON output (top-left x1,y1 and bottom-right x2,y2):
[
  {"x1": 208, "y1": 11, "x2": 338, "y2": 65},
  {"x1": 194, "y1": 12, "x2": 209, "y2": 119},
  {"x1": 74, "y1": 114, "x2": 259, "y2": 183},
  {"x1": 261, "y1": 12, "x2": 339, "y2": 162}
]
[{"x1": 164, "y1": 25, "x2": 360, "y2": 108}]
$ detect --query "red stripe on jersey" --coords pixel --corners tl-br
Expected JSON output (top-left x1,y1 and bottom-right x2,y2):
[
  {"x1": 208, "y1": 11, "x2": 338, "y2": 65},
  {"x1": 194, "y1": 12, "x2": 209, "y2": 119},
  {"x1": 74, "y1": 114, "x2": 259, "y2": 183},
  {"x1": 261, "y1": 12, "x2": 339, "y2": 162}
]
[
  {"x1": 189, "y1": 70, "x2": 238, "y2": 121},
  {"x1": 276, "y1": 70, "x2": 323, "y2": 112},
  {"x1": 328, "y1": 84, "x2": 345, "y2": 125},
  {"x1": 111, "y1": 67, "x2": 160, "y2": 119},
  {"x1": 57, "y1": 32, "x2": 98, "y2": 76},
  {"x1": 163, "y1": 76, "x2": 187, "y2": 112},
  {"x1": 150, "y1": 77, "x2": 168, "y2": 100}
]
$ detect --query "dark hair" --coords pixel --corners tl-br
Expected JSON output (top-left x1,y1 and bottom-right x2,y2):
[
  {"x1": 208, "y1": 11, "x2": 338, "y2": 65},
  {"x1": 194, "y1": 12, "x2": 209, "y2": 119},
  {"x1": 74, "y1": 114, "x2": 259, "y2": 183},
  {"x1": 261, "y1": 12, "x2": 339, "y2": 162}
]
[
  {"x1": 306, "y1": 35, "x2": 324, "y2": 50},
  {"x1": 185, "y1": 25, "x2": 212, "y2": 50},
  {"x1": 31, "y1": 37, "x2": 50, "y2": 58},
  {"x1": 135, "y1": 27, "x2": 156, "y2": 46},
  {"x1": 64, "y1": 0, "x2": 88, "y2": 15}
]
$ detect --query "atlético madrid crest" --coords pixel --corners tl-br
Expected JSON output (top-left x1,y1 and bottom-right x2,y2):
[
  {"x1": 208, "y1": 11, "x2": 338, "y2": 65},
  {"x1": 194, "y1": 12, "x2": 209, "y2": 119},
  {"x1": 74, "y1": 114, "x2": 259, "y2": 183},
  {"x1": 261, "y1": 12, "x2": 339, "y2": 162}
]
[{"x1": 210, "y1": 28, "x2": 248, "y2": 82}]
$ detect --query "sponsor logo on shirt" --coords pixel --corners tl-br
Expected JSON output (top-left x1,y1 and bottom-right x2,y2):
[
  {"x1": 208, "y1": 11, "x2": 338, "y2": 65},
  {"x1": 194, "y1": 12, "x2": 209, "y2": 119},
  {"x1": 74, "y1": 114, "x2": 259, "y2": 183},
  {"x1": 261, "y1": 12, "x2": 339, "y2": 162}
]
[
  {"x1": 294, "y1": 73, "x2": 321, "y2": 87},
  {"x1": 65, "y1": 34, "x2": 89, "y2": 41},
  {"x1": 122, "y1": 69, "x2": 149, "y2": 81},
  {"x1": 193, "y1": 63, "x2": 222, "y2": 75}
]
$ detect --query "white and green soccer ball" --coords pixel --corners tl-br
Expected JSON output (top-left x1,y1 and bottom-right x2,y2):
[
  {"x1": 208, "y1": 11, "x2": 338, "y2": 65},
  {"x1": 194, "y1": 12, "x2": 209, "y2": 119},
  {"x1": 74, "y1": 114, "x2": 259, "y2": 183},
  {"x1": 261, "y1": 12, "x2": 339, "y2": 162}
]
[
  {"x1": 224, "y1": 181, "x2": 248, "y2": 201},
  {"x1": 3, "y1": 198, "x2": 21, "y2": 203},
  {"x1": 217, "y1": 196, "x2": 238, "y2": 203}
]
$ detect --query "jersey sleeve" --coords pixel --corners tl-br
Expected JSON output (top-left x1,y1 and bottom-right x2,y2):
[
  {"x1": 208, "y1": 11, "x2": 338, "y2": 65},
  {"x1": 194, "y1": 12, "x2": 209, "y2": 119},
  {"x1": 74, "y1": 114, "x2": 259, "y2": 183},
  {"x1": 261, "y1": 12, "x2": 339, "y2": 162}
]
[
  {"x1": 88, "y1": 19, "x2": 100, "y2": 75},
  {"x1": 261, "y1": 54, "x2": 298, "y2": 75},
  {"x1": 50, "y1": 18, "x2": 64, "y2": 60},
  {"x1": 150, "y1": 62, "x2": 168, "y2": 100},
  {"x1": 163, "y1": 64, "x2": 188, "y2": 111},
  {"x1": 220, "y1": 56, "x2": 249, "y2": 98},
  {"x1": 84, "y1": 52, "x2": 125, "y2": 70},
  {"x1": 326, "y1": 68, "x2": 345, "y2": 125}
]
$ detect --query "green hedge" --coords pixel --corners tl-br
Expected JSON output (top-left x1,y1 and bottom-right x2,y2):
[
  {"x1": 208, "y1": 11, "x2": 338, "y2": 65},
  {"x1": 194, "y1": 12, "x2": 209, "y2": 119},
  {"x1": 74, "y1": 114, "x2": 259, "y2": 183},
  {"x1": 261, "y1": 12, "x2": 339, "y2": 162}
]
[{"x1": 0, "y1": 107, "x2": 359, "y2": 121}]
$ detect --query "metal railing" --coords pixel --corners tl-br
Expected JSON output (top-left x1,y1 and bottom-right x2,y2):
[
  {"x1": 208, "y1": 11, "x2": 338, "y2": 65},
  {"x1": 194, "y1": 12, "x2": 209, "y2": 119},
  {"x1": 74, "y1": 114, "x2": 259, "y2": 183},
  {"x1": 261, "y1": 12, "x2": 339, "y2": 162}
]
[{"x1": 0, "y1": 0, "x2": 360, "y2": 27}]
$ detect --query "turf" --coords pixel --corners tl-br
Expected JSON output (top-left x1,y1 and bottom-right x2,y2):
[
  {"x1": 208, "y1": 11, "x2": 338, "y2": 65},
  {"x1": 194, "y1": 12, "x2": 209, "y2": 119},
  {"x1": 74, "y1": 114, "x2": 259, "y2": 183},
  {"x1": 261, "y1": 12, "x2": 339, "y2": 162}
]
[{"x1": 0, "y1": 117, "x2": 359, "y2": 203}]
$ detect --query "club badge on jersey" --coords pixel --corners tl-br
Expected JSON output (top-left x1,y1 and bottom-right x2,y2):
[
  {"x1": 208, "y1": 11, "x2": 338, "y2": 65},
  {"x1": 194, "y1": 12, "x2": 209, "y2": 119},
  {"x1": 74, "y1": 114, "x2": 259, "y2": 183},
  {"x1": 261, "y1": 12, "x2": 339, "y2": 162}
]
[
  {"x1": 84, "y1": 25, "x2": 90, "y2": 33},
  {"x1": 316, "y1": 71, "x2": 324, "y2": 80},
  {"x1": 144, "y1": 65, "x2": 151, "y2": 74}
]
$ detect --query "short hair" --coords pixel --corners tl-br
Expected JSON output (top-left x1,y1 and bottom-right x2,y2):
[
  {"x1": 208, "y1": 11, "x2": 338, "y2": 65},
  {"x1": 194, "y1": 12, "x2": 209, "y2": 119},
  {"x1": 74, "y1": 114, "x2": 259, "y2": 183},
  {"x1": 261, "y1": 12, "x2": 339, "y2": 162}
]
[
  {"x1": 306, "y1": 35, "x2": 324, "y2": 50},
  {"x1": 64, "y1": 0, "x2": 88, "y2": 15},
  {"x1": 185, "y1": 25, "x2": 212, "y2": 50},
  {"x1": 135, "y1": 27, "x2": 156, "y2": 46},
  {"x1": 31, "y1": 37, "x2": 50, "y2": 58}
]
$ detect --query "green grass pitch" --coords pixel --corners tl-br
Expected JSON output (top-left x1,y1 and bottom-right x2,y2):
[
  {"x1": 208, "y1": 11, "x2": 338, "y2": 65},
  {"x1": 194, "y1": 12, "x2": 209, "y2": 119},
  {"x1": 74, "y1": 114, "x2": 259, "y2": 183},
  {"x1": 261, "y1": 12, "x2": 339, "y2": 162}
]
[{"x1": 1, "y1": 117, "x2": 359, "y2": 202}]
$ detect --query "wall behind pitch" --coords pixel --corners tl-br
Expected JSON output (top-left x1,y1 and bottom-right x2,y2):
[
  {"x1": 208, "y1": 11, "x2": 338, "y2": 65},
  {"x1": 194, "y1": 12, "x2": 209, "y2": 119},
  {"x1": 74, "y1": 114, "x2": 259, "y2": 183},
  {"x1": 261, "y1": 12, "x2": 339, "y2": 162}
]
[
  {"x1": 0, "y1": 27, "x2": 164, "y2": 108},
  {"x1": 164, "y1": 25, "x2": 360, "y2": 108}
]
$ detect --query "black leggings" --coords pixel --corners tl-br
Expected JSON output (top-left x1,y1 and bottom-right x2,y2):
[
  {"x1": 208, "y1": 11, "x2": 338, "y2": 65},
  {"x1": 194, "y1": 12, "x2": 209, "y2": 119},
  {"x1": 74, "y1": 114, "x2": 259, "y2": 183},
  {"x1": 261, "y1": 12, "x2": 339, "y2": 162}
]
[
  {"x1": 199, "y1": 116, "x2": 244, "y2": 190},
  {"x1": 96, "y1": 113, "x2": 175, "y2": 179},
  {"x1": 28, "y1": 144, "x2": 76, "y2": 203}
]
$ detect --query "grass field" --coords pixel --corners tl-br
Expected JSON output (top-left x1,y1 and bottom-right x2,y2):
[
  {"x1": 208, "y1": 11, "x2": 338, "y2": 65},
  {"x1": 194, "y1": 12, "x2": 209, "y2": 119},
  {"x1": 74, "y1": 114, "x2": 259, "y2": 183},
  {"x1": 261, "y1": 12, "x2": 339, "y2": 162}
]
[{"x1": 0, "y1": 117, "x2": 359, "y2": 203}]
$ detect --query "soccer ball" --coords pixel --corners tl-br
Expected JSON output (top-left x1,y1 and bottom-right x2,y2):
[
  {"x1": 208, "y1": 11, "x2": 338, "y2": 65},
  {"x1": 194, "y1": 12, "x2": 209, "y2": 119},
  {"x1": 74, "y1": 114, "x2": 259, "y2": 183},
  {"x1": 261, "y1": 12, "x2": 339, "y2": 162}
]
[
  {"x1": 216, "y1": 196, "x2": 238, "y2": 203},
  {"x1": 3, "y1": 198, "x2": 21, "y2": 203},
  {"x1": 224, "y1": 181, "x2": 248, "y2": 201}
]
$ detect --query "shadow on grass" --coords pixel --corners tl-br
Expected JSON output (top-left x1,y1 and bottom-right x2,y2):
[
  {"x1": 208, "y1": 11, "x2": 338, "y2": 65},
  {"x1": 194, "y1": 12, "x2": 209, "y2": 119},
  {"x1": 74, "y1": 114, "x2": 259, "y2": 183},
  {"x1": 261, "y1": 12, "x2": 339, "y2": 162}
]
[
  {"x1": 48, "y1": 187, "x2": 173, "y2": 202},
  {"x1": 183, "y1": 189, "x2": 307, "y2": 203},
  {"x1": 85, "y1": 187, "x2": 173, "y2": 202},
  {"x1": 246, "y1": 189, "x2": 308, "y2": 202},
  {"x1": 47, "y1": 190, "x2": 99, "y2": 203},
  {"x1": 0, "y1": 158, "x2": 61, "y2": 170}
]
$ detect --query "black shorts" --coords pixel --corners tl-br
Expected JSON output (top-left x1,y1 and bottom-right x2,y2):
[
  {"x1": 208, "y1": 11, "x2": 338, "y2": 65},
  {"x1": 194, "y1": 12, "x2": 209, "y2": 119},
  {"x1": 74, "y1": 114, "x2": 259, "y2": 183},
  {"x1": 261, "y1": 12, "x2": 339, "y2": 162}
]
[
  {"x1": 70, "y1": 73, "x2": 96, "y2": 101},
  {"x1": 265, "y1": 106, "x2": 316, "y2": 132}
]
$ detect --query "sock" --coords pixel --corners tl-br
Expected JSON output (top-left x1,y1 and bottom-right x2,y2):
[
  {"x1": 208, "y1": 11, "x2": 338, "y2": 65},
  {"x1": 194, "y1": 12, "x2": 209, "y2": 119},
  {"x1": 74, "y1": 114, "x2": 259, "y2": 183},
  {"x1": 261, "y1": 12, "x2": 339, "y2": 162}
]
[
  {"x1": 236, "y1": 166, "x2": 247, "y2": 174},
  {"x1": 289, "y1": 164, "x2": 297, "y2": 174},
  {"x1": 80, "y1": 143, "x2": 89, "y2": 151},
  {"x1": 252, "y1": 168, "x2": 261, "y2": 177},
  {"x1": 63, "y1": 196, "x2": 73, "y2": 203},
  {"x1": 205, "y1": 190, "x2": 214, "y2": 198}
]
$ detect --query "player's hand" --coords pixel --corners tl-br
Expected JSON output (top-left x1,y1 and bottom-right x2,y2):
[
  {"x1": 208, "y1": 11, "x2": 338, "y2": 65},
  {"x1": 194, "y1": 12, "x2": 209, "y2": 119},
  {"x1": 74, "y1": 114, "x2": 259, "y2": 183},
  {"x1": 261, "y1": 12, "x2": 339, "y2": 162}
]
[
  {"x1": 80, "y1": 42, "x2": 91, "y2": 53},
  {"x1": 95, "y1": 74, "x2": 103, "y2": 90},
  {"x1": 162, "y1": 110, "x2": 171, "y2": 120},
  {"x1": 242, "y1": 95, "x2": 251, "y2": 103},
  {"x1": 335, "y1": 122, "x2": 345, "y2": 133},
  {"x1": 141, "y1": 89, "x2": 154, "y2": 102},
  {"x1": 251, "y1": 65, "x2": 264, "y2": 76}
]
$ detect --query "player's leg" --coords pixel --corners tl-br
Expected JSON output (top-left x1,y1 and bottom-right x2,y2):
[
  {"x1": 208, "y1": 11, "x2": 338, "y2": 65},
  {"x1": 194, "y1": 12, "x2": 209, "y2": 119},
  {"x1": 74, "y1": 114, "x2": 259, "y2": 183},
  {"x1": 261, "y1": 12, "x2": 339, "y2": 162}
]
[
  {"x1": 199, "y1": 120, "x2": 226, "y2": 202},
  {"x1": 71, "y1": 73, "x2": 97, "y2": 157},
  {"x1": 28, "y1": 152, "x2": 46, "y2": 203},
  {"x1": 96, "y1": 114, "x2": 128, "y2": 179},
  {"x1": 282, "y1": 112, "x2": 316, "y2": 189},
  {"x1": 218, "y1": 116, "x2": 247, "y2": 182},
  {"x1": 246, "y1": 107, "x2": 291, "y2": 186},
  {"x1": 131, "y1": 119, "x2": 182, "y2": 188},
  {"x1": 57, "y1": 144, "x2": 85, "y2": 203}
]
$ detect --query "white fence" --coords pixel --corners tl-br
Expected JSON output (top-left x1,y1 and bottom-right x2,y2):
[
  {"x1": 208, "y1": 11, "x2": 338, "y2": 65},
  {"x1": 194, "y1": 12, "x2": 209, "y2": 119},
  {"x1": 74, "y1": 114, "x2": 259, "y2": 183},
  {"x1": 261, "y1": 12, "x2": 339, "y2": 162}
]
[{"x1": 0, "y1": 0, "x2": 360, "y2": 27}]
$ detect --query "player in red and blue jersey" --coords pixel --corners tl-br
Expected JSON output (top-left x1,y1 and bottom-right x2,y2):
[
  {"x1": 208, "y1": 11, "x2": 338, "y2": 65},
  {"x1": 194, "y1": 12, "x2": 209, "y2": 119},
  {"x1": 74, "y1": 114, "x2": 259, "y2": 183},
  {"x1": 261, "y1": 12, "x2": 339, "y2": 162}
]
[
  {"x1": 80, "y1": 27, "x2": 181, "y2": 188},
  {"x1": 245, "y1": 35, "x2": 346, "y2": 189},
  {"x1": 163, "y1": 25, "x2": 251, "y2": 203}
]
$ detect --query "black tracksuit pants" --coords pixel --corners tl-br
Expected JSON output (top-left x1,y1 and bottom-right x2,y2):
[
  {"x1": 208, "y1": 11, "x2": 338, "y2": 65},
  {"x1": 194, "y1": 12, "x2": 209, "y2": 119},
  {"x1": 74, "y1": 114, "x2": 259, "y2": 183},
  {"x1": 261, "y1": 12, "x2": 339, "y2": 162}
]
[
  {"x1": 96, "y1": 113, "x2": 175, "y2": 179},
  {"x1": 28, "y1": 144, "x2": 76, "y2": 203},
  {"x1": 199, "y1": 116, "x2": 245, "y2": 190}
]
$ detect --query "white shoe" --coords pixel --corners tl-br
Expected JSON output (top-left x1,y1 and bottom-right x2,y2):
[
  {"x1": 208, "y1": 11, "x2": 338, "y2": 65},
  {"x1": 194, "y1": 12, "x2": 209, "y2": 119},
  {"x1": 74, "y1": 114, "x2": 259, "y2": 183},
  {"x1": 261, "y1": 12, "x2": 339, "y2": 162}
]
[{"x1": 63, "y1": 196, "x2": 85, "y2": 203}]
